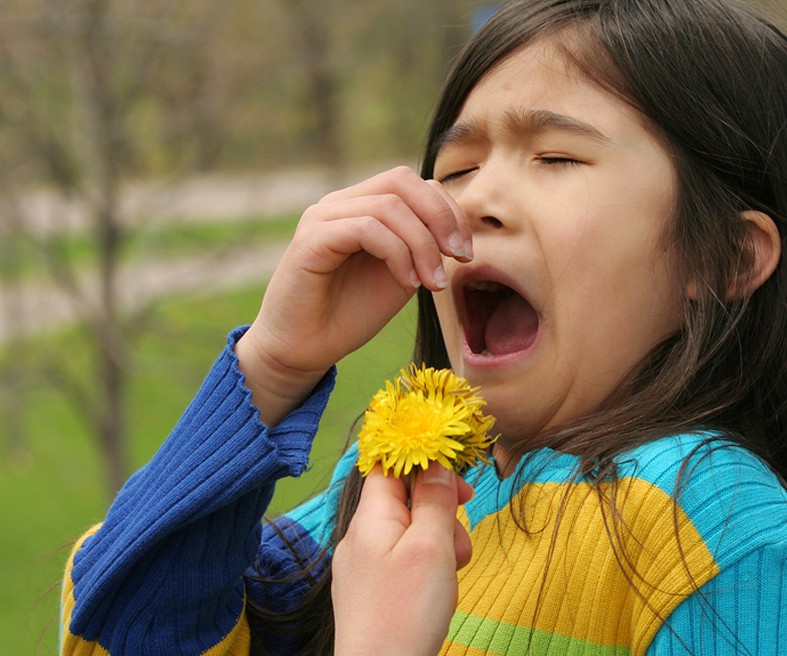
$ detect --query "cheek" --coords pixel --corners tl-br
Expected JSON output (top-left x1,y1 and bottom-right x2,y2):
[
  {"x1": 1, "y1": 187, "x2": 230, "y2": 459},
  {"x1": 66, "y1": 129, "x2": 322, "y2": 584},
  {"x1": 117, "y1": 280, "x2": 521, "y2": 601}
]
[
  {"x1": 554, "y1": 200, "x2": 674, "y2": 292},
  {"x1": 562, "y1": 253, "x2": 683, "y2": 386},
  {"x1": 547, "y1": 210, "x2": 683, "y2": 353}
]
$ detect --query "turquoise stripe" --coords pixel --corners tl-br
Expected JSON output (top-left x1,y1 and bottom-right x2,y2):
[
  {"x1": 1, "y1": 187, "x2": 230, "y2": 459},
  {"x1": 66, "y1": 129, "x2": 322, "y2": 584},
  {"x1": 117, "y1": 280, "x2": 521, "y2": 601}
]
[
  {"x1": 284, "y1": 443, "x2": 359, "y2": 551},
  {"x1": 448, "y1": 612, "x2": 631, "y2": 656},
  {"x1": 462, "y1": 435, "x2": 718, "y2": 530}
]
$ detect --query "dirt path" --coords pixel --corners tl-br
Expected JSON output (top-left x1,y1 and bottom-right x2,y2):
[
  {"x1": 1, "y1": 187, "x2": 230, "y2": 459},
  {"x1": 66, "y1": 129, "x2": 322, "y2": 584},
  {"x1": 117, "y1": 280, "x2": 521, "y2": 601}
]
[
  {"x1": 17, "y1": 164, "x2": 388, "y2": 234},
  {"x1": 0, "y1": 243, "x2": 288, "y2": 343}
]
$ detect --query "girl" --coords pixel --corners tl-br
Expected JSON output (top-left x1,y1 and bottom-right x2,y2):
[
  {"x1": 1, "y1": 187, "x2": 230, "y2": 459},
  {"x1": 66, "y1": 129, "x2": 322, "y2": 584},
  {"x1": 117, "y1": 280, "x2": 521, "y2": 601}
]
[{"x1": 61, "y1": 0, "x2": 786, "y2": 654}]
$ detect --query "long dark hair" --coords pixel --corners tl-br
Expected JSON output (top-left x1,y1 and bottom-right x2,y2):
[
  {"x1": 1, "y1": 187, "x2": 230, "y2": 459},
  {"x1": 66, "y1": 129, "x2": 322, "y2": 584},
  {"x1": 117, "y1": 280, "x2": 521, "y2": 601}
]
[{"x1": 248, "y1": 1, "x2": 787, "y2": 653}]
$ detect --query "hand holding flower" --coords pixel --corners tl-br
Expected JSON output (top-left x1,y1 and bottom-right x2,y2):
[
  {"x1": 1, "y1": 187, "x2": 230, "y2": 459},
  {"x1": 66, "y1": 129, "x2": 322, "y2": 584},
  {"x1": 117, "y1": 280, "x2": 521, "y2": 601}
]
[
  {"x1": 331, "y1": 366, "x2": 495, "y2": 655},
  {"x1": 332, "y1": 465, "x2": 474, "y2": 656}
]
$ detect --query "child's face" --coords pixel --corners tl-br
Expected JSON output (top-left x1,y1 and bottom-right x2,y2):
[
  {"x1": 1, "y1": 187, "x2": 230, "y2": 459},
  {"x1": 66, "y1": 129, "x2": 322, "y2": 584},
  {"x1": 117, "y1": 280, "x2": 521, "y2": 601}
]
[{"x1": 432, "y1": 40, "x2": 685, "y2": 451}]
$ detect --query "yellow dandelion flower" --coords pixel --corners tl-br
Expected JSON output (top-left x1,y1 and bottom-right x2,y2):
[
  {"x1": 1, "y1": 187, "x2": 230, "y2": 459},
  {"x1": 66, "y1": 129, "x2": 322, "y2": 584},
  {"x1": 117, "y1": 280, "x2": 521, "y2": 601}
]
[{"x1": 356, "y1": 364, "x2": 498, "y2": 478}]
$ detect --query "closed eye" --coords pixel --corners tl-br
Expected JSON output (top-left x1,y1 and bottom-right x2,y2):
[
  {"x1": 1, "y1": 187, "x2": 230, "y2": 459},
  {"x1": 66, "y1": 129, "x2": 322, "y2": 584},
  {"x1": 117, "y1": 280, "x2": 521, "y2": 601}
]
[
  {"x1": 535, "y1": 156, "x2": 582, "y2": 166},
  {"x1": 438, "y1": 167, "x2": 478, "y2": 184}
]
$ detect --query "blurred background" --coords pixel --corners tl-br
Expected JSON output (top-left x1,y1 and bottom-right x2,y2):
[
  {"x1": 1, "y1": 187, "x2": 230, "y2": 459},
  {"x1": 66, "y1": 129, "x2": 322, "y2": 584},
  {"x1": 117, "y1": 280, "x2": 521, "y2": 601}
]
[
  {"x1": 1, "y1": 0, "x2": 782, "y2": 652},
  {"x1": 0, "y1": 0, "x2": 493, "y2": 651}
]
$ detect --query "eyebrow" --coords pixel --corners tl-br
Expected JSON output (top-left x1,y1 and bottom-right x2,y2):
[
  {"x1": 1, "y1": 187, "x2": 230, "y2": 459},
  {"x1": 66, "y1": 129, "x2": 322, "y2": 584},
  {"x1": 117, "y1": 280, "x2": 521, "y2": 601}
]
[{"x1": 433, "y1": 108, "x2": 610, "y2": 154}]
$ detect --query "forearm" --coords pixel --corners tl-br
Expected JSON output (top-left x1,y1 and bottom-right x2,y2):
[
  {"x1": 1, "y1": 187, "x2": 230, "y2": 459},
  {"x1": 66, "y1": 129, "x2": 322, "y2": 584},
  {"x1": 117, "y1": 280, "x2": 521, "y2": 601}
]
[{"x1": 61, "y1": 327, "x2": 335, "y2": 655}]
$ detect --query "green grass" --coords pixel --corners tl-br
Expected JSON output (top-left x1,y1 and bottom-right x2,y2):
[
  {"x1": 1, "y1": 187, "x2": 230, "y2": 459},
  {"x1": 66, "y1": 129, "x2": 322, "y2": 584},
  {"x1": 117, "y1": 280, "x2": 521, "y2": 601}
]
[{"x1": 0, "y1": 282, "x2": 416, "y2": 654}]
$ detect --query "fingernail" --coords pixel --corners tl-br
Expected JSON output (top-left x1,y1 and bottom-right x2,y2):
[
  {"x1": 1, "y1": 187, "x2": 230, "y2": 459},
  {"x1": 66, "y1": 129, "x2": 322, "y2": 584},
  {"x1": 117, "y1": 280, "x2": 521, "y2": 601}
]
[
  {"x1": 421, "y1": 464, "x2": 453, "y2": 485},
  {"x1": 448, "y1": 231, "x2": 467, "y2": 258},
  {"x1": 464, "y1": 238, "x2": 474, "y2": 260},
  {"x1": 409, "y1": 270, "x2": 422, "y2": 288},
  {"x1": 434, "y1": 266, "x2": 448, "y2": 289}
]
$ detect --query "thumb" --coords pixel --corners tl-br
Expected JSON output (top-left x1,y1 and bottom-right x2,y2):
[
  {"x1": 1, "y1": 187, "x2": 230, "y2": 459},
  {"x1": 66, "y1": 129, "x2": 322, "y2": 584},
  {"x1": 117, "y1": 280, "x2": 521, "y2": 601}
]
[
  {"x1": 409, "y1": 464, "x2": 461, "y2": 537},
  {"x1": 409, "y1": 464, "x2": 473, "y2": 572}
]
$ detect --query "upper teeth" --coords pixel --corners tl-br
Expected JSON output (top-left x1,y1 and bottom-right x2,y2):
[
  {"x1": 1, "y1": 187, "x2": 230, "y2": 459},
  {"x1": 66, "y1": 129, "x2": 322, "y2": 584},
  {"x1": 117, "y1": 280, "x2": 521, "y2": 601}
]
[{"x1": 466, "y1": 281, "x2": 506, "y2": 292}]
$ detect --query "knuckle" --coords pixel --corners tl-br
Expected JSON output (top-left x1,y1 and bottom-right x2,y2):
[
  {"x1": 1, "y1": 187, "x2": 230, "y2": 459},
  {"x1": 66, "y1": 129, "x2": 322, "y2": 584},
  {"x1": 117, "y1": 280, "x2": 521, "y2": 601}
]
[
  {"x1": 355, "y1": 214, "x2": 381, "y2": 235},
  {"x1": 299, "y1": 202, "x2": 323, "y2": 223},
  {"x1": 319, "y1": 187, "x2": 345, "y2": 204},
  {"x1": 332, "y1": 542, "x2": 351, "y2": 573},
  {"x1": 403, "y1": 535, "x2": 445, "y2": 565},
  {"x1": 390, "y1": 164, "x2": 417, "y2": 180},
  {"x1": 377, "y1": 193, "x2": 405, "y2": 215},
  {"x1": 333, "y1": 537, "x2": 349, "y2": 561},
  {"x1": 336, "y1": 525, "x2": 377, "y2": 559}
]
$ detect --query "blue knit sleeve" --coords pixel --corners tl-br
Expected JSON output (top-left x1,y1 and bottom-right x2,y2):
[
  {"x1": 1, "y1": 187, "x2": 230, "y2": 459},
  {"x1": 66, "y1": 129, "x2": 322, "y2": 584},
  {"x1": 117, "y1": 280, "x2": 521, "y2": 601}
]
[
  {"x1": 242, "y1": 443, "x2": 359, "y2": 653},
  {"x1": 646, "y1": 541, "x2": 786, "y2": 654},
  {"x1": 60, "y1": 327, "x2": 336, "y2": 655},
  {"x1": 642, "y1": 437, "x2": 787, "y2": 655}
]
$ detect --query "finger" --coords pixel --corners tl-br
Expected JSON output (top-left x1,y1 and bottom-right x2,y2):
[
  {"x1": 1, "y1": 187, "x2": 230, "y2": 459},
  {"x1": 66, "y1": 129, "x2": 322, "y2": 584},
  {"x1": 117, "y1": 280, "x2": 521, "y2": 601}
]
[
  {"x1": 454, "y1": 518, "x2": 473, "y2": 570},
  {"x1": 291, "y1": 217, "x2": 424, "y2": 290},
  {"x1": 409, "y1": 464, "x2": 461, "y2": 538},
  {"x1": 350, "y1": 466, "x2": 411, "y2": 545},
  {"x1": 301, "y1": 195, "x2": 450, "y2": 291},
  {"x1": 426, "y1": 179, "x2": 474, "y2": 262},
  {"x1": 457, "y1": 477, "x2": 475, "y2": 506},
  {"x1": 320, "y1": 167, "x2": 469, "y2": 262}
]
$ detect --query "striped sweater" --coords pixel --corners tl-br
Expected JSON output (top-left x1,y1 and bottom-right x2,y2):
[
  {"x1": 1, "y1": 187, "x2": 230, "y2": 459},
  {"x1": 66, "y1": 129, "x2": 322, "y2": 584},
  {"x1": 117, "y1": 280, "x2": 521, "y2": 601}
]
[{"x1": 60, "y1": 329, "x2": 787, "y2": 655}]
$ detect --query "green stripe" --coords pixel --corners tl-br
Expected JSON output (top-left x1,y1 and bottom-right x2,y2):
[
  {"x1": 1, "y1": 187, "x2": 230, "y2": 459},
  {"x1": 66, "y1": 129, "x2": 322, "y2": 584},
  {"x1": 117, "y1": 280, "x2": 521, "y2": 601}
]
[{"x1": 447, "y1": 612, "x2": 631, "y2": 655}]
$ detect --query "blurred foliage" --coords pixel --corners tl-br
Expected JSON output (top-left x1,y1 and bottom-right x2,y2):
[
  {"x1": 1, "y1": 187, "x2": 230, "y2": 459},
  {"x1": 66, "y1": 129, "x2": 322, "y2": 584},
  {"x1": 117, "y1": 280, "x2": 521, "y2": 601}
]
[
  {"x1": 0, "y1": 0, "x2": 486, "y2": 491},
  {"x1": 0, "y1": 0, "x2": 481, "y2": 182},
  {"x1": 0, "y1": 3, "x2": 475, "y2": 647}
]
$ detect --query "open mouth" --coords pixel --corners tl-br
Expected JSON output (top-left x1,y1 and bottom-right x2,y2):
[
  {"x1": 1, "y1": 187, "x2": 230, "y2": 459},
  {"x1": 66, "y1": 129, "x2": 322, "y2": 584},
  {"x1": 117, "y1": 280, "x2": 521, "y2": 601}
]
[{"x1": 463, "y1": 281, "x2": 539, "y2": 356}]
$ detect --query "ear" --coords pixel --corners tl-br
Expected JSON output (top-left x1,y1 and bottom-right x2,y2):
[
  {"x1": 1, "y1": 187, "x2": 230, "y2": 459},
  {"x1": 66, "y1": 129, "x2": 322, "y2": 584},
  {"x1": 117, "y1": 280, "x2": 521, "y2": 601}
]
[{"x1": 726, "y1": 210, "x2": 781, "y2": 300}]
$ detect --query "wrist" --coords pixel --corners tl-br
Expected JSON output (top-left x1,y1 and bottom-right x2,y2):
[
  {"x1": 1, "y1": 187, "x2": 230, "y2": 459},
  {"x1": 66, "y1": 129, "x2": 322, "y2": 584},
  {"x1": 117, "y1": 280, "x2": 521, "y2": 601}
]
[{"x1": 234, "y1": 328, "x2": 328, "y2": 427}]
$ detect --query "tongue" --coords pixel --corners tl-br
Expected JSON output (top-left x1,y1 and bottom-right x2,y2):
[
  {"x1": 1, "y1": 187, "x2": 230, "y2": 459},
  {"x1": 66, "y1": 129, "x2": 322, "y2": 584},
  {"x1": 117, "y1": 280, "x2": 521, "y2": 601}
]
[{"x1": 484, "y1": 294, "x2": 539, "y2": 355}]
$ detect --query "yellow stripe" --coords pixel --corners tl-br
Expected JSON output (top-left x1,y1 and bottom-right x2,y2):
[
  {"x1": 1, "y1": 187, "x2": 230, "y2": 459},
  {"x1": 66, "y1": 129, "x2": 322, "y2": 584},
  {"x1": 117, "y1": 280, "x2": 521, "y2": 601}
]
[
  {"x1": 200, "y1": 611, "x2": 251, "y2": 656},
  {"x1": 60, "y1": 524, "x2": 251, "y2": 656},
  {"x1": 444, "y1": 477, "x2": 719, "y2": 656},
  {"x1": 60, "y1": 525, "x2": 109, "y2": 655}
]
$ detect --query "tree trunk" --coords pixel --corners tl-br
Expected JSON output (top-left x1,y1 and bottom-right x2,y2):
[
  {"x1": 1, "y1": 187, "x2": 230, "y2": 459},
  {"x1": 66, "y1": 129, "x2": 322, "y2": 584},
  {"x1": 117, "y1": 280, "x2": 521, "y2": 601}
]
[
  {"x1": 0, "y1": 278, "x2": 28, "y2": 461},
  {"x1": 77, "y1": 0, "x2": 132, "y2": 494},
  {"x1": 0, "y1": 200, "x2": 29, "y2": 461},
  {"x1": 96, "y1": 336, "x2": 128, "y2": 493}
]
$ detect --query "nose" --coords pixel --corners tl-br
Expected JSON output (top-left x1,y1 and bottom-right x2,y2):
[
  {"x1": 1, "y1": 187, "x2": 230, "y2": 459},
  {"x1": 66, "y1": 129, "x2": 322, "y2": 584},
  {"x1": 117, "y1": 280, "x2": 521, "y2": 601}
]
[{"x1": 452, "y1": 158, "x2": 510, "y2": 233}]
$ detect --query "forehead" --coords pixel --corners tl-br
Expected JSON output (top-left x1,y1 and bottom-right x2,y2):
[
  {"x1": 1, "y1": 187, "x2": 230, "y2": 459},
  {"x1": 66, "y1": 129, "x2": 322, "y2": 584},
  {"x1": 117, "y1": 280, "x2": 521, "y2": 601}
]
[
  {"x1": 464, "y1": 40, "x2": 589, "y2": 108},
  {"x1": 443, "y1": 39, "x2": 657, "y2": 150}
]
